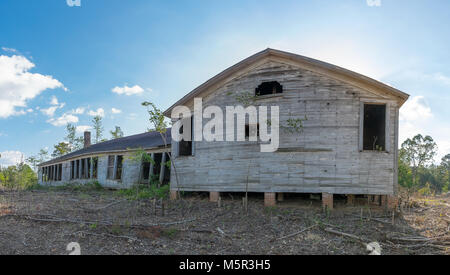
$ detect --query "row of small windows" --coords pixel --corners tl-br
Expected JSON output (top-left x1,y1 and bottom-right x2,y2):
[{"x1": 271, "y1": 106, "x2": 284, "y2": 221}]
[
  {"x1": 70, "y1": 157, "x2": 98, "y2": 180},
  {"x1": 41, "y1": 164, "x2": 62, "y2": 182},
  {"x1": 140, "y1": 152, "x2": 170, "y2": 184}
]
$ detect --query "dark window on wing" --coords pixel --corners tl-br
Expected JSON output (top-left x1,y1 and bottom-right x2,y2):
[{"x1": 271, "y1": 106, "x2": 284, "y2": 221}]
[
  {"x1": 363, "y1": 104, "x2": 386, "y2": 151},
  {"x1": 179, "y1": 116, "x2": 193, "y2": 156}
]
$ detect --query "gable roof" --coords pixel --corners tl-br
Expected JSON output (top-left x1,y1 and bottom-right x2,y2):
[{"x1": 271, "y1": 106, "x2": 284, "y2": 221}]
[
  {"x1": 39, "y1": 129, "x2": 171, "y2": 167},
  {"x1": 163, "y1": 48, "x2": 409, "y2": 116}
]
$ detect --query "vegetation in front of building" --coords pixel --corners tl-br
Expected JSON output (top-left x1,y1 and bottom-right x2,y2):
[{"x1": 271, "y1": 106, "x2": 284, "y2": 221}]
[{"x1": 117, "y1": 184, "x2": 170, "y2": 200}]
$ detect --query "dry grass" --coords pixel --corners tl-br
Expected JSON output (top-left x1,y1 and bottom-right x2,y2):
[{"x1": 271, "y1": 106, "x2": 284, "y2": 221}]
[{"x1": 0, "y1": 189, "x2": 448, "y2": 255}]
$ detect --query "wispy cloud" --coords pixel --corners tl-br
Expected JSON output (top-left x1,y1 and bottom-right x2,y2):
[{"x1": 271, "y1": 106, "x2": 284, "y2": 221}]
[
  {"x1": 1, "y1": 47, "x2": 18, "y2": 53},
  {"x1": 112, "y1": 85, "x2": 144, "y2": 96},
  {"x1": 0, "y1": 55, "x2": 65, "y2": 118},
  {"x1": 76, "y1": 125, "x2": 92, "y2": 133},
  {"x1": 88, "y1": 108, "x2": 105, "y2": 117},
  {"x1": 366, "y1": 0, "x2": 381, "y2": 7},
  {"x1": 111, "y1": 107, "x2": 122, "y2": 114}
]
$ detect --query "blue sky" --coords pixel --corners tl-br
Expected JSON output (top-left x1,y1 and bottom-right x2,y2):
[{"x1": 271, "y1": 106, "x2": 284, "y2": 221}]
[{"x1": 1, "y1": 0, "x2": 450, "y2": 166}]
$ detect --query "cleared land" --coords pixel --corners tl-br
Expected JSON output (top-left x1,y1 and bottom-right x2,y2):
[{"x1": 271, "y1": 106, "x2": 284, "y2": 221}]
[{"x1": 0, "y1": 187, "x2": 448, "y2": 255}]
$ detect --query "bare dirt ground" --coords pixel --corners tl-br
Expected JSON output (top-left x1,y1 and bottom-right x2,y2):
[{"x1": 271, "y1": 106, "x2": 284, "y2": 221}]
[{"x1": 0, "y1": 189, "x2": 449, "y2": 255}]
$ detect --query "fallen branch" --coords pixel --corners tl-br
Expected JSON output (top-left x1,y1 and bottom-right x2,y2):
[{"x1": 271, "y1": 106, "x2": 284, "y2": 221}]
[
  {"x1": 70, "y1": 230, "x2": 139, "y2": 242},
  {"x1": 349, "y1": 214, "x2": 393, "y2": 225},
  {"x1": 92, "y1": 199, "x2": 127, "y2": 211},
  {"x1": 2, "y1": 213, "x2": 196, "y2": 228},
  {"x1": 274, "y1": 224, "x2": 318, "y2": 241},
  {"x1": 323, "y1": 227, "x2": 367, "y2": 243}
]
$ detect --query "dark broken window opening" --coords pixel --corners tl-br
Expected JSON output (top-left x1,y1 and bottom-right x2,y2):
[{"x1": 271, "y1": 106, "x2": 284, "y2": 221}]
[
  {"x1": 245, "y1": 124, "x2": 260, "y2": 140},
  {"x1": 255, "y1": 81, "x2": 283, "y2": 96},
  {"x1": 92, "y1": 157, "x2": 98, "y2": 179},
  {"x1": 142, "y1": 155, "x2": 151, "y2": 181},
  {"x1": 70, "y1": 161, "x2": 75, "y2": 180},
  {"x1": 116, "y1": 155, "x2": 123, "y2": 180},
  {"x1": 153, "y1": 153, "x2": 163, "y2": 176},
  {"x1": 179, "y1": 116, "x2": 193, "y2": 156},
  {"x1": 363, "y1": 104, "x2": 386, "y2": 151},
  {"x1": 58, "y1": 164, "x2": 62, "y2": 181}
]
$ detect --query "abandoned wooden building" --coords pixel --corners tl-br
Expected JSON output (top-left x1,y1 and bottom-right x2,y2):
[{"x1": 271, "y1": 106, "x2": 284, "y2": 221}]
[
  {"x1": 165, "y1": 48, "x2": 410, "y2": 209},
  {"x1": 38, "y1": 130, "x2": 171, "y2": 188}
]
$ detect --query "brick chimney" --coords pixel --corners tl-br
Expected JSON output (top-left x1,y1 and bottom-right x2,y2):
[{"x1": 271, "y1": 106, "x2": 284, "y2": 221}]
[{"x1": 84, "y1": 131, "x2": 91, "y2": 148}]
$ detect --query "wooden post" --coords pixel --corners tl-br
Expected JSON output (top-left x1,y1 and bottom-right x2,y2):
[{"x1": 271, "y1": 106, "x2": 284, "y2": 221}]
[
  {"x1": 210, "y1": 192, "x2": 220, "y2": 202},
  {"x1": 347, "y1": 195, "x2": 355, "y2": 206},
  {"x1": 322, "y1": 193, "x2": 333, "y2": 211},
  {"x1": 78, "y1": 160, "x2": 82, "y2": 179},
  {"x1": 277, "y1": 193, "x2": 284, "y2": 202},
  {"x1": 90, "y1": 157, "x2": 94, "y2": 179},
  {"x1": 264, "y1": 193, "x2": 276, "y2": 207},
  {"x1": 159, "y1": 152, "x2": 167, "y2": 185},
  {"x1": 170, "y1": 190, "x2": 178, "y2": 200},
  {"x1": 84, "y1": 158, "x2": 88, "y2": 179}
]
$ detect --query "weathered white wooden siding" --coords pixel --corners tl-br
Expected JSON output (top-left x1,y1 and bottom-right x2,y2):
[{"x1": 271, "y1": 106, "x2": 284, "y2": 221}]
[
  {"x1": 171, "y1": 61, "x2": 399, "y2": 195},
  {"x1": 38, "y1": 148, "x2": 170, "y2": 189}
]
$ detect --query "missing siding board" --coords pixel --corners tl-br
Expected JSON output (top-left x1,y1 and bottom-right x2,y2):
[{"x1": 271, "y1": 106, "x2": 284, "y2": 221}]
[
  {"x1": 255, "y1": 81, "x2": 283, "y2": 96},
  {"x1": 363, "y1": 104, "x2": 386, "y2": 151}
]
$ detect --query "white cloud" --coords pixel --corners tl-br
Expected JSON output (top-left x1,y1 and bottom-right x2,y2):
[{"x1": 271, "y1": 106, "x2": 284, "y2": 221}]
[
  {"x1": 0, "y1": 55, "x2": 65, "y2": 118},
  {"x1": 399, "y1": 96, "x2": 450, "y2": 162},
  {"x1": 111, "y1": 108, "x2": 122, "y2": 114},
  {"x1": 0, "y1": 151, "x2": 24, "y2": 167},
  {"x1": 50, "y1": 95, "x2": 59, "y2": 105},
  {"x1": 366, "y1": 0, "x2": 381, "y2": 7},
  {"x1": 76, "y1": 125, "x2": 92, "y2": 133},
  {"x1": 47, "y1": 113, "x2": 79, "y2": 126},
  {"x1": 71, "y1": 107, "x2": 85, "y2": 115},
  {"x1": 40, "y1": 96, "x2": 65, "y2": 117},
  {"x1": 399, "y1": 96, "x2": 432, "y2": 122},
  {"x1": 88, "y1": 108, "x2": 105, "y2": 117},
  {"x1": 112, "y1": 85, "x2": 144, "y2": 96},
  {"x1": 41, "y1": 106, "x2": 59, "y2": 117}
]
